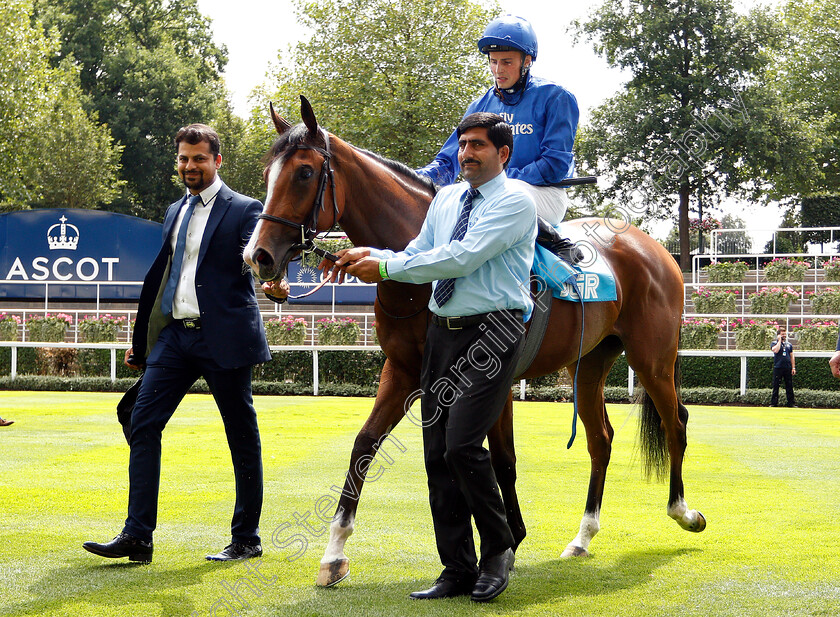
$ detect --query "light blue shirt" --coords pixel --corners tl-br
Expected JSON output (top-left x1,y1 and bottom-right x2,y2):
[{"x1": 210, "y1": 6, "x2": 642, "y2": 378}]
[{"x1": 369, "y1": 172, "x2": 537, "y2": 320}]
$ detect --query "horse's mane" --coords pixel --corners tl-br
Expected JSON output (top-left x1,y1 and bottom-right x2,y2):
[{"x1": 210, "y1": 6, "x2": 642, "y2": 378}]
[{"x1": 264, "y1": 123, "x2": 438, "y2": 196}]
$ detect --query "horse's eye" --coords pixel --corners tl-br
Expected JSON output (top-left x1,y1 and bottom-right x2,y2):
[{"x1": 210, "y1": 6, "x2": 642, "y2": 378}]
[{"x1": 298, "y1": 166, "x2": 314, "y2": 181}]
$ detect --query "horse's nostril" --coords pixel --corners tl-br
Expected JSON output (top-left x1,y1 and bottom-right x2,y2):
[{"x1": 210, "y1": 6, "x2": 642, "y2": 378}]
[{"x1": 254, "y1": 248, "x2": 274, "y2": 266}]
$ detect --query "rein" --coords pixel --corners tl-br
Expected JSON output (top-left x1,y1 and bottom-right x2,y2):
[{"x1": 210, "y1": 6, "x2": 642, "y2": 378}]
[
  {"x1": 375, "y1": 282, "x2": 429, "y2": 320},
  {"x1": 257, "y1": 128, "x2": 341, "y2": 279}
]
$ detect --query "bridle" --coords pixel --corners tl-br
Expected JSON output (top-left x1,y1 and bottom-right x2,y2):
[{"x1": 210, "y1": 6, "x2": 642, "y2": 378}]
[{"x1": 257, "y1": 128, "x2": 341, "y2": 273}]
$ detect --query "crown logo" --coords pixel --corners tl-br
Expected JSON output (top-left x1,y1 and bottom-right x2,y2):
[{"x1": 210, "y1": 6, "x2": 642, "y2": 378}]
[{"x1": 47, "y1": 215, "x2": 80, "y2": 250}]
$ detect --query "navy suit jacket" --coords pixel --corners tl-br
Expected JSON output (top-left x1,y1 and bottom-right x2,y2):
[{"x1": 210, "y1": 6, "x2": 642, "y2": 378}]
[{"x1": 132, "y1": 183, "x2": 271, "y2": 370}]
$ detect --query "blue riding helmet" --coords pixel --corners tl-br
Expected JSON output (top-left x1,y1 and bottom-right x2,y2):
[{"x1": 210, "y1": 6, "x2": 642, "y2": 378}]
[{"x1": 477, "y1": 15, "x2": 538, "y2": 61}]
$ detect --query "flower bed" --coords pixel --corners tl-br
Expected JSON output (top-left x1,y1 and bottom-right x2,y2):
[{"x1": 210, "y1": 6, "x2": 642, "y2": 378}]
[
  {"x1": 0, "y1": 313, "x2": 21, "y2": 341},
  {"x1": 748, "y1": 286, "x2": 799, "y2": 314},
  {"x1": 762, "y1": 258, "x2": 809, "y2": 282},
  {"x1": 680, "y1": 318, "x2": 722, "y2": 349},
  {"x1": 691, "y1": 287, "x2": 738, "y2": 314},
  {"x1": 733, "y1": 319, "x2": 778, "y2": 350},
  {"x1": 265, "y1": 316, "x2": 308, "y2": 345},
  {"x1": 78, "y1": 314, "x2": 127, "y2": 343},
  {"x1": 26, "y1": 313, "x2": 72, "y2": 342},
  {"x1": 702, "y1": 260, "x2": 749, "y2": 283},
  {"x1": 821, "y1": 257, "x2": 840, "y2": 282},
  {"x1": 316, "y1": 317, "x2": 360, "y2": 345},
  {"x1": 808, "y1": 287, "x2": 840, "y2": 315},
  {"x1": 793, "y1": 320, "x2": 839, "y2": 350}
]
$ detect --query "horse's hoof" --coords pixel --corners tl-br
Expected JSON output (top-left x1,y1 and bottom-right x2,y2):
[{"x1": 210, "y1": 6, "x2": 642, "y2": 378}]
[
  {"x1": 691, "y1": 511, "x2": 707, "y2": 533},
  {"x1": 560, "y1": 544, "x2": 590, "y2": 558},
  {"x1": 316, "y1": 559, "x2": 350, "y2": 587}
]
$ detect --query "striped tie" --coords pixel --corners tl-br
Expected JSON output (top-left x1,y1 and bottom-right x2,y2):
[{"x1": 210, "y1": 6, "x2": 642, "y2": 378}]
[
  {"x1": 433, "y1": 188, "x2": 479, "y2": 308},
  {"x1": 161, "y1": 194, "x2": 201, "y2": 315}
]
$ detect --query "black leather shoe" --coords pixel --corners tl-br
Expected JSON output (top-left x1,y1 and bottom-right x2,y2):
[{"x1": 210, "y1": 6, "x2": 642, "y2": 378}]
[
  {"x1": 410, "y1": 577, "x2": 476, "y2": 600},
  {"x1": 206, "y1": 543, "x2": 263, "y2": 561},
  {"x1": 471, "y1": 548, "x2": 515, "y2": 602},
  {"x1": 536, "y1": 217, "x2": 583, "y2": 264},
  {"x1": 83, "y1": 532, "x2": 153, "y2": 563}
]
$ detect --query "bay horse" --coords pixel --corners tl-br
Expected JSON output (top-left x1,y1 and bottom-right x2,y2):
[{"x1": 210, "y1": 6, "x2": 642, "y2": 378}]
[{"x1": 243, "y1": 96, "x2": 706, "y2": 587}]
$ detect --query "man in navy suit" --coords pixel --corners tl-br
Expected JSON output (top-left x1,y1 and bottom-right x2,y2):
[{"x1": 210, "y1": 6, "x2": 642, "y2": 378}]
[{"x1": 83, "y1": 124, "x2": 271, "y2": 563}]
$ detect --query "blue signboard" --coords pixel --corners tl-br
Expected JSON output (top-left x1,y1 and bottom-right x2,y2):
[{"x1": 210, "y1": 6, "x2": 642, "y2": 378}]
[
  {"x1": 0, "y1": 209, "x2": 162, "y2": 301},
  {"x1": 285, "y1": 259, "x2": 376, "y2": 305}
]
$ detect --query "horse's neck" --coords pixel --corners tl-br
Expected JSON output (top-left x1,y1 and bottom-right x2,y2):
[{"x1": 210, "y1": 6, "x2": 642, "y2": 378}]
[{"x1": 336, "y1": 148, "x2": 432, "y2": 252}]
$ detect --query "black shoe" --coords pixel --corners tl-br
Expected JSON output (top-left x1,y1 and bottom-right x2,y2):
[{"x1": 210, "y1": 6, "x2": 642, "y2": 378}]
[
  {"x1": 471, "y1": 548, "x2": 515, "y2": 602},
  {"x1": 410, "y1": 576, "x2": 476, "y2": 600},
  {"x1": 536, "y1": 217, "x2": 583, "y2": 264},
  {"x1": 206, "y1": 542, "x2": 263, "y2": 561},
  {"x1": 83, "y1": 532, "x2": 153, "y2": 563}
]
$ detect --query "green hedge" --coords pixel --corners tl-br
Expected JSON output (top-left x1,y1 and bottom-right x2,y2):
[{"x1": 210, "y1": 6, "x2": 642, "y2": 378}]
[{"x1": 2, "y1": 349, "x2": 839, "y2": 404}]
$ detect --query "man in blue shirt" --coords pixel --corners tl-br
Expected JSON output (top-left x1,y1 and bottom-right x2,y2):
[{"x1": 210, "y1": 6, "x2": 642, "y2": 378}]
[
  {"x1": 416, "y1": 15, "x2": 581, "y2": 263},
  {"x1": 770, "y1": 326, "x2": 796, "y2": 407},
  {"x1": 323, "y1": 113, "x2": 535, "y2": 602}
]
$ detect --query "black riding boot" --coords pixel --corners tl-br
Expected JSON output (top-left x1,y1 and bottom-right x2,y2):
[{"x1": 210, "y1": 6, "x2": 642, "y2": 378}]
[{"x1": 536, "y1": 217, "x2": 583, "y2": 264}]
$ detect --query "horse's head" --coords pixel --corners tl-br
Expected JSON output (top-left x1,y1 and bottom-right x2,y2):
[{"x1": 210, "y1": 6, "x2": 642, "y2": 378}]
[{"x1": 244, "y1": 96, "x2": 343, "y2": 282}]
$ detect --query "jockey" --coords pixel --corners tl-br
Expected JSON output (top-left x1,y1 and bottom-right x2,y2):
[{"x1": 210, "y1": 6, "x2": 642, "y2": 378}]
[{"x1": 416, "y1": 14, "x2": 582, "y2": 263}]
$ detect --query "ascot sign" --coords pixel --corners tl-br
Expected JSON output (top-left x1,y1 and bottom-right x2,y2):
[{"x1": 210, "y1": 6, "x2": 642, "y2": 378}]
[{"x1": 0, "y1": 209, "x2": 162, "y2": 300}]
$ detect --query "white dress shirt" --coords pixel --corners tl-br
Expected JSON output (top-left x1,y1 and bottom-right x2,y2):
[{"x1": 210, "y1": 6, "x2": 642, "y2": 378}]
[{"x1": 169, "y1": 175, "x2": 222, "y2": 319}]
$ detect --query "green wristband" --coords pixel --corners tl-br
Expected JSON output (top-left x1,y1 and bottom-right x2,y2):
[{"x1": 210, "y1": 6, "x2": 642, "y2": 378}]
[{"x1": 378, "y1": 260, "x2": 389, "y2": 280}]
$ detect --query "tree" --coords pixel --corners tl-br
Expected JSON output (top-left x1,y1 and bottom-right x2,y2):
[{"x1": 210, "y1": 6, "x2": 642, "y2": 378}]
[
  {"x1": 255, "y1": 0, "x2": 498, "y2": 168},
  {"x1": 0, "y1": 0, "x2": 123, "y2": 210},
  {"x1": 574, "y1": 0, "x2": 821, "y2": 270},
  {"x1": 773, "y1": 0, "x2": 840, "y2": 192},
  {"x1": 34, "y1": 0, "x2": 228, "y2": 220}
]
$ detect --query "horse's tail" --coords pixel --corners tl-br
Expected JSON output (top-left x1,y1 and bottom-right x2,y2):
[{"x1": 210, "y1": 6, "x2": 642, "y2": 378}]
[{"x1": 637, "y1": 353, "x2": 687, "y2": 481}]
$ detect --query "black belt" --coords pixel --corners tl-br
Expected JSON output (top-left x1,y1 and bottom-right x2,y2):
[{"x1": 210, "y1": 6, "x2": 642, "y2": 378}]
[
  {"x1": 431, "y1": 310, "x2": 522, "y2": 330},
  {"x1": 173, "y1": 318, "x2": 202, "y2": 330}
]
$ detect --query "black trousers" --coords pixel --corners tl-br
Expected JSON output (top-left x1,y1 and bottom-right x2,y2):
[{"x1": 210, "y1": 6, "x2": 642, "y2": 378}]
[
  {"x1": 771, "y1": 366, "x2": 795, "y2": 407},
  {"x1": 123, "y1": 323, "x2": 263, "y2": 544},
  {"x1": 420, "y1": 311, "x2": 525, "y2": 581}
]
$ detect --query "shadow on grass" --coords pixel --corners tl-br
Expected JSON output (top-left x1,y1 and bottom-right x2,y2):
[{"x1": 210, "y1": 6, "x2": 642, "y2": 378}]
[
  {"x1": 235, "y1": 547, "x2": 701, "y2": 616},
  {"x1": 6, "y1": 558, "x2": 239, "y2": 617}
]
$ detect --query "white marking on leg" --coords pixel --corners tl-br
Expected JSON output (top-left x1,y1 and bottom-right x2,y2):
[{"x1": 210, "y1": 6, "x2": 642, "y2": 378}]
[
  {"x1": 561, "y1": 512, "x2": 600, "y2": 557},
  {"x1": 668, "y1": 496, "x2": 705, "y2": 532},
  {"x1": 321, "y1": 512, "x2": 354, "y2": 564}
]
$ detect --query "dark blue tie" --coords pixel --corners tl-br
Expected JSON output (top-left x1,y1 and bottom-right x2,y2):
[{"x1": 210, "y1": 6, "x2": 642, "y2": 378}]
[
  {"x1": 433, "y1": 188, "x2": 479, "y2": 308},
  {"x1": 161, "y1": 194, "x2": 201, "y2": 315}
]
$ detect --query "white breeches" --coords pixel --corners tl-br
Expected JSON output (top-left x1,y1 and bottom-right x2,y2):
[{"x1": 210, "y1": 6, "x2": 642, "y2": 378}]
[{"x1": 521, "y1": 184, "x2": 569, "y2": 226}]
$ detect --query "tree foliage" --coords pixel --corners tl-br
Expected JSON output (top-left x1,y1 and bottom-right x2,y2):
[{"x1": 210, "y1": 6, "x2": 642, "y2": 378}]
[
  {"x1": 0, "y1": 0, "x2": 123, "y2": 211},
  {"x1": 773, "y1": 0, "x2": 840, "y2": 192},
  {"x1": 255, "y1": 0, "x2": 498, "y2": 168},
  {"x1": 573, "y1": 0, "x2": 820, "y2": 270},
  {"x1": 34, "y1": 0, "x2": 228, "y2": 220}
]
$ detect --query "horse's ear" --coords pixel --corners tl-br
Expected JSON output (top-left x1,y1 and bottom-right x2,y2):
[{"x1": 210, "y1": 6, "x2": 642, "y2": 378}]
[
  {"x1": 300, "y1": 95, "x2": 319, "y2": 137},
  {"x1": 269, "y1": 102, "x2": 292, "y2": 135}
]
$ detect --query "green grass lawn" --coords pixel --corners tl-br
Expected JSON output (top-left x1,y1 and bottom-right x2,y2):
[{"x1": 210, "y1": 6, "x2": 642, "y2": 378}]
[{"x1": 0, "y1": 392, "x2": 838, "y2": 616}]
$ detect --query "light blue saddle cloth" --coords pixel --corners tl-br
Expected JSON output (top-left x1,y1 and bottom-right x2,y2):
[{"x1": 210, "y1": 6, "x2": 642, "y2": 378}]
[{"x1": 531, "y1": 224, "x2": 617, "y2": 303}]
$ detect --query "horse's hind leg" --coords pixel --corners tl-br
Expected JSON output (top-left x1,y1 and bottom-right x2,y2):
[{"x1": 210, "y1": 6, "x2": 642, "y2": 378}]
[
  {"x1": 317, "y1": 358, "x2": 418, "y2": 586},
  {"x1": 487, "y1": 391, "x2": 526, "y2": 550},
  {"x1": 561, "y1": 339, "x2": 622, "y2": 558},
  {"x1": 629, "y1": 350, "x2": 706, "y2": 534}
]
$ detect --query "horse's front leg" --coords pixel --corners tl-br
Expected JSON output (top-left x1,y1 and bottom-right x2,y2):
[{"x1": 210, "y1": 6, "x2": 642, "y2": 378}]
[
  {"x1": 487, "y1": 391, "x2": 526, "y2": 550},
  {"x1": 317, "y1": 358, "x2": 419, "y2": 586}
]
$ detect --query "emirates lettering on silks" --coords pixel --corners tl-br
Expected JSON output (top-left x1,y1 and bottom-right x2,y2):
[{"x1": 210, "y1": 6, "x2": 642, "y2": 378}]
[{"x1": 498, "y1": 112, "x2": 534, "y2": 136}]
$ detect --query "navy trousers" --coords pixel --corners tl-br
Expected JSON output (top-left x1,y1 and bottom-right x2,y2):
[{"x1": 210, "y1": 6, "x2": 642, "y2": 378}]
[
  {"x1": 420, "y1": 311, "x2": 524, "y2": 581},
  {"x1": 771, "y1": 366, "x2": 795, "y2": 407},
  {"x1": 122, "y1": 323, "x2": 263, "y2": 544}
]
